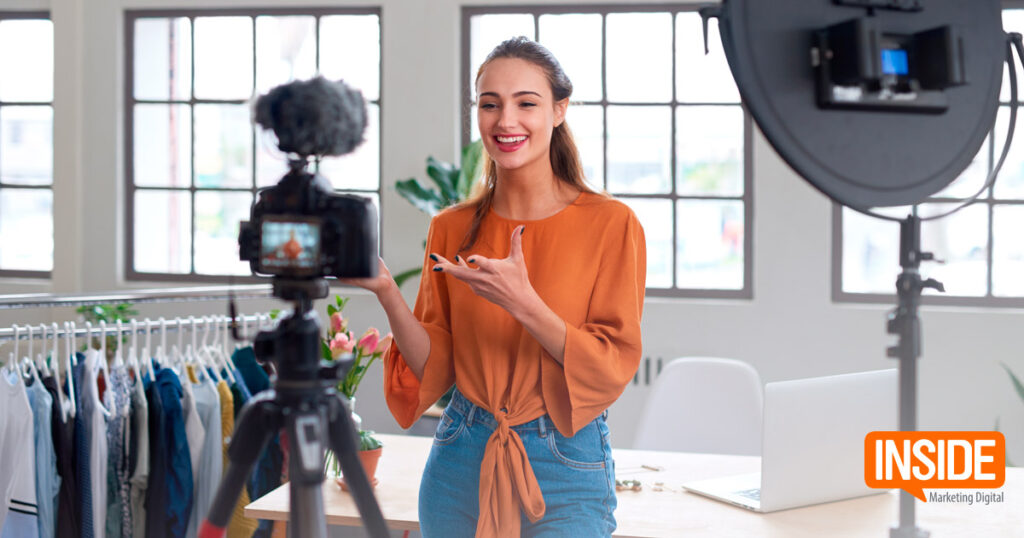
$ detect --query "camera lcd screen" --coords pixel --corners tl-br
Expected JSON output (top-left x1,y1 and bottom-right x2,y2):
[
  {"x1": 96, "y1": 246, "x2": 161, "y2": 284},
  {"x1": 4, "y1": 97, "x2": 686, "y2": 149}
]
[
  {"x1": 880, "y1": 49, "x2": 909, "y2": 76},
  {"x1": 259, "y1": 217, "x2": 321, "y2": 275}
]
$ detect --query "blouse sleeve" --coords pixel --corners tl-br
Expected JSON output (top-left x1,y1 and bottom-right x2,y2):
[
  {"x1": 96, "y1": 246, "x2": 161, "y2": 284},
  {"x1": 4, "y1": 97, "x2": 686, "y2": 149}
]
[
  {"x1": 542, "y1": 210, "x2": 647, "y2": 436},
  {"x1": 382, "y1": 217, "x2": 456, "y2": 428}
]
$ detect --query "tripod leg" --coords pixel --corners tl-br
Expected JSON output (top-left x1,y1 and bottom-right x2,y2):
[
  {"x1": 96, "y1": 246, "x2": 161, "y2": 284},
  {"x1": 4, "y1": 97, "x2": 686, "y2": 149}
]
[
  {"x1": 325, "y1": 395, "x2": 391, "y2": 538},
  {"x1": 199, "y1": 392, "x2": 281, "y2": 538}
]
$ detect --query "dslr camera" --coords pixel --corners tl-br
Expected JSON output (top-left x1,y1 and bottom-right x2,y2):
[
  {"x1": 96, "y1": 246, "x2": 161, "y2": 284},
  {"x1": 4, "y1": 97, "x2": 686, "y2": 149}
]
[{"x1": 239, "y1": 77, "x2": 378, "y2": 281}]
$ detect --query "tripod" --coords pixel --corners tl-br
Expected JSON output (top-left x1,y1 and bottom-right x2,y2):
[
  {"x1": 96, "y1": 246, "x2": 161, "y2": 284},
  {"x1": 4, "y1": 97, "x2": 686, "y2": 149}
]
[{"x1": 200, "y1": 279, "x2": 390, "y2": 538}]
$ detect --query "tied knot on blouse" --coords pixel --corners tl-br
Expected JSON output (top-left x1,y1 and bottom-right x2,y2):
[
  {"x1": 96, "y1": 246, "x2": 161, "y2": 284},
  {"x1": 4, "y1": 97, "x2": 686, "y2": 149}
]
[{"x1": 477, "y1": 407, "x2": 545, "y2": 538}]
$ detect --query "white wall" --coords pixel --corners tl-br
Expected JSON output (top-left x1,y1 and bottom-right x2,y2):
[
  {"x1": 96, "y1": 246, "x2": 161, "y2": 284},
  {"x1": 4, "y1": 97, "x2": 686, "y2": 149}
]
[{"x1": 0, "y1": 0, "x2": 1022, "y2": 462}]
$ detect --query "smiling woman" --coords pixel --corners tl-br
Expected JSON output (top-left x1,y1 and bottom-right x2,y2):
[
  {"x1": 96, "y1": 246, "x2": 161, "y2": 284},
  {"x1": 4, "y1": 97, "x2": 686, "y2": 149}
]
[{"x1": 344, "y1": 36, "x2": 647, "y2": 538}]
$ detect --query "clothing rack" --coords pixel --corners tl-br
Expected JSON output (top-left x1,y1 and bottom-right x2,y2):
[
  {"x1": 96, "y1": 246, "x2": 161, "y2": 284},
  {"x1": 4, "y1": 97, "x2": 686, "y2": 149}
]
[{"x1": 0, "y1": 284, "x2": 277, "y2": 342}]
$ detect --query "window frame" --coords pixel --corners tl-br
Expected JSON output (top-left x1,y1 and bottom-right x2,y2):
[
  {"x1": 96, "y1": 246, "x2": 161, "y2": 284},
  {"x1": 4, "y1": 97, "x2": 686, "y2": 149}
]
[
  {"x1": 124, "y1": 7, "x2": 384, "y2": 283},
  {"x1": 460, "y1": 4, "x2": 754, "y2": 299},
  {"x1": 0, "y1": 10, "x2": 53, "y2": 279},
  {"x1": 833, "y1": 5, "x2": 1024, "y2": 308}
]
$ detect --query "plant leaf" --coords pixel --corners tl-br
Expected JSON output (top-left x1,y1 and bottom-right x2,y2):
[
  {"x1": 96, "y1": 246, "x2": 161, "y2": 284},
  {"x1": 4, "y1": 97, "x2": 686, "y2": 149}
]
[
  {"x1": 327, "y1": 304, "x2": 337, "y2": 316},
  {"x1": 321, "y1": 341, "x2": 333, "y2": 361},
  {"x1": 1001, "y1": 362, "x2": 1024, "y2": 404},
  {"x1": 393, "y1": 266, "x2": 422, "y2": 289},
  {"x1": 395, "y1": 179, "x2": 444, "y2": 216},
  {"x1": 457, "y1": 140, "x2": 484, "y2": 199},
  {"x1": 426, "y1": 157, "x2": 459, "y2": 204}
]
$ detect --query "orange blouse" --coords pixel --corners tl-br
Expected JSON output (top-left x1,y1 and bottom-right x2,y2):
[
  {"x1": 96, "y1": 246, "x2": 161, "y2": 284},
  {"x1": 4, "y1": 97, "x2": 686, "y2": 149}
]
[{"x1": 384, "y1": 191, "x2": 646, "y2": 537}]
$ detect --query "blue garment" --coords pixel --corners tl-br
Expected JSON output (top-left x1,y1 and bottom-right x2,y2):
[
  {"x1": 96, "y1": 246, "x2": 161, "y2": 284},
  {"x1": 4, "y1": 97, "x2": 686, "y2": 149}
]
[
  {"x1": 231, "y1": 347, "x2": 280, "y2": 538},
  {"x1": 144, "y1": 367, "x2": 193, "y2": 538},
  {"x1": 71, "y1": 354, "x2": 94, "y2": 538},
  {"x1": 28, "y1": 380, "x2": 60, "y2": 538},
  {"x1": 103, "y1": 365, "x2": 131, "y2": 538},
  {"x1": 419, "y1": 388, "x2": 617, "y2": 538},
  {"x1": 228, "y1": 366, "x2": 251, "y2": 417}
]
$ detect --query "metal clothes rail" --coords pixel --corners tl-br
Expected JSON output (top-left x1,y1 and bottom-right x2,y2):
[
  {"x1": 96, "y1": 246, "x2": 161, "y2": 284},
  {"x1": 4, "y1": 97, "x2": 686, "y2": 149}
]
[
  {"x1": 0, "y1": 313, "x2": 278, "y2": 343},
  {"x1": 0, "y1": 284, "x2": 273, "y2": 310}
]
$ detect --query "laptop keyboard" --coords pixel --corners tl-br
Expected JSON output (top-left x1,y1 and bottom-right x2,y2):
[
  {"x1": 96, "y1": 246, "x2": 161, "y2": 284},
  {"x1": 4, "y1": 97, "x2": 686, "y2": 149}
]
[{"x1": 734, "y1": 488, "x2": 761, "y2": 502}]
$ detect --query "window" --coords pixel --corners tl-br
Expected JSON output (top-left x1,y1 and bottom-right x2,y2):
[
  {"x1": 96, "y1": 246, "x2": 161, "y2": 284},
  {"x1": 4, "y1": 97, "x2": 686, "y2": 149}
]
[
  {"x1": 126, "y1": 8, "x2": 381, "y2": 280},
  {"x1": 0, "y1": 13, "x2": 53, "y2": 276},
  {"x1": 462, "y1": 6, "x2": 752, "y2": 298},
  {"x1": 835, "y1": 8, "x2": 1024, "y2": 306}
]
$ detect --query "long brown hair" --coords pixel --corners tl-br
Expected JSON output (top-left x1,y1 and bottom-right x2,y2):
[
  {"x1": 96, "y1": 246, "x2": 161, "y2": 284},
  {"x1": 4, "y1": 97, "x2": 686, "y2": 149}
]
[{"x1": 455, "y1": 36, "x2": 601, "y2": 253}]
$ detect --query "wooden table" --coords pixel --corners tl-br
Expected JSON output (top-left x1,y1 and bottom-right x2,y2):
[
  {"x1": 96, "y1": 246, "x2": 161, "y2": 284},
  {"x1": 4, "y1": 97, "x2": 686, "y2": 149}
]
[{"x1": 246, "y1": 434, "x2": 1023, "y2": 537}]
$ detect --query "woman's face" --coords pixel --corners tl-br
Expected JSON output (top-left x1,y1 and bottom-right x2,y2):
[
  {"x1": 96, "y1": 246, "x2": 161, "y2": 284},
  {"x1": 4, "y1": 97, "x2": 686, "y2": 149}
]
[{"x1": 476, "y1": 58, "x2": 567, "y2": 173}]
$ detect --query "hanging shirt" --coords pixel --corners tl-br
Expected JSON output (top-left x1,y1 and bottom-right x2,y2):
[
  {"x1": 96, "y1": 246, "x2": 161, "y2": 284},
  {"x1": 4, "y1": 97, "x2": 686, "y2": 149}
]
[
  {"x1": 82, "y1": 351, "x2": 110, "y2": 538},
  {"x1": 0, "y1": 369, "x2": 38, "y2": 538},
  {"x1": 217, "y1": 379, "x2": 258, "y2": 538},
  {"x1": 72, "y1": 354, "x2": 96, "y2": 538},
  {"x1": 186, "y1": 368, "x2": 222, "y2": 538},
  {"x1": 232, "y1": 346, "x2": 281, "y2": 538},
  {"x1": 384, "y1": 192, "x2": 646, "y2": 538},
  {"x1": 103, "y1": 364, "x2": 131, "y2": 538},
  {"x1": 145, "y1": 366, "x2": 192, "y2": 538},
  {"x1": 180, "y1": 367, "x2": 205, "y2": 495},
  {"x1": 28, "y1": 379, "x2": 59, "y2": 538},
  {"x1": 41, "y1": 374, "x2": 80, "y2": 538},
  {"x1": 127, "y1": 373, "x2": 149, "y2": 538}
]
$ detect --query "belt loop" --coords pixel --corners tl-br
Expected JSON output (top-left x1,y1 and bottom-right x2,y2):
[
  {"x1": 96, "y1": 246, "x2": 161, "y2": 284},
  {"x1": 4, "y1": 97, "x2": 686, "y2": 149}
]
[
  {"x1": 538, "y1": 415, "x2": 547, "y2": 438},
  {"x1": 466, "y1": 404, "x2": 477, "y2": 428}
]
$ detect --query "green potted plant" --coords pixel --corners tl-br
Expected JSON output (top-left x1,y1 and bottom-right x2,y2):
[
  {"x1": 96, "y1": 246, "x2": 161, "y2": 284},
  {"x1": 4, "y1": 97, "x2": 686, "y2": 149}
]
[{"x1": 321, "y1": 295, "x2": 392, "y2": 488}]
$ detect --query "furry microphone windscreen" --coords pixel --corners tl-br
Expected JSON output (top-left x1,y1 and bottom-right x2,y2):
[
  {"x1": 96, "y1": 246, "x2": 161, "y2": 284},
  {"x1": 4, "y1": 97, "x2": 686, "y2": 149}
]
[{"x1": 253, "y1": 76, "x2": 368, "y2": 158}]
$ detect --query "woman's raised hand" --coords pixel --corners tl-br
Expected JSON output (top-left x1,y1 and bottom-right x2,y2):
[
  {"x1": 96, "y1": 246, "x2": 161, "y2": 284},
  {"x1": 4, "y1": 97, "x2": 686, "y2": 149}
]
[
  {"x1": 338, "y1": 257, "x2": 396, "y2": 297},
  {"x1": 430, "y1": 225, "x2": 537, "y2": 318}
]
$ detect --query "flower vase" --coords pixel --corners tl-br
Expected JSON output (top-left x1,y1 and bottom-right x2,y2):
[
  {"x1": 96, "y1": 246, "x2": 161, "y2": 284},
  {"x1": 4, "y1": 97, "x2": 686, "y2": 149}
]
[
  {"x1": 347, "y1": 396, "x2": 362, "y2": 432},
  {"x1": 326, "y1": 397, "x2": 363, "y2": 479}
]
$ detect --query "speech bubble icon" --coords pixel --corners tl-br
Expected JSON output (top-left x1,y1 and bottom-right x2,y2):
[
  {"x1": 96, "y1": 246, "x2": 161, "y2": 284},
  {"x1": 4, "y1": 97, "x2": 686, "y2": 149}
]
[{"x1": 864, "y1": 431, "x2": 1005, "y2": 501}]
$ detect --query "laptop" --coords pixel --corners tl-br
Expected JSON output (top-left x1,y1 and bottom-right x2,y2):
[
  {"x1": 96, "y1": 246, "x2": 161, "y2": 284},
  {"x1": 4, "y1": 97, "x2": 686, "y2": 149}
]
[{"x1": 682, "y1": 368, "x2": 897, "y2": 512}]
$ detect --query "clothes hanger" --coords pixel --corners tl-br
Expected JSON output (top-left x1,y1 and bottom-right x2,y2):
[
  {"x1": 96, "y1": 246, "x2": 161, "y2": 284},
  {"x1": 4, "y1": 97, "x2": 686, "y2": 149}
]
[
  {"x1": 98, "y1": 320, "x2": 111, "y2": 379},
  {"x1": 22, "y1": 324, "x2": 41, "y2": 386},
  {"x1": 113, "y1": 319, "x2": 125, "y2": 368},
  {"x1": 145, "y1": 318, "x2": 157, "y2": 380},
  {"x1": 126, "y1": 319, "x2": 141, "y2": 382},
  {"x1": 202, "y1": 316, "x2": 223, "y2": 383},
  {"x1": 50, "y1": 322, "x2": 69, "y2": 423},
  {"x1": 64, "y1": 321, "x2": 77, "y2": 418},
  {"x1": 36, "y1": 324, "x2": 51, "y2": 378},
  {"x1": 217, "y1": 316, "x2": 237, "y2": 384}
]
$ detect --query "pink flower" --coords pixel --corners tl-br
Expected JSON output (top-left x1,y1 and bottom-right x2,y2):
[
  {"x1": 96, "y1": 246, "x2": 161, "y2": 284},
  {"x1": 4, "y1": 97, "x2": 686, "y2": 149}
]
[
  {"x1": 376, "y1": 333, "x2": 393, "y2": 354},
  {"x1": 330, "y1": 312, "x2": 347, "y2": 334},
  {"x1": 357, "y1": 328, "x2": 380, "y2": 355},
  {"x1": 329, "y1": 332, "x2": 355, "y2": 358}
]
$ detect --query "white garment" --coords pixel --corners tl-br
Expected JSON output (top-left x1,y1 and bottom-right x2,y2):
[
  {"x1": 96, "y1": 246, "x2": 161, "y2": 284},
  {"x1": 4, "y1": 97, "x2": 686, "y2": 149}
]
[
  {"x1": 83, "y1": 351, "x2": 110, "y2": 538},
  {"x1": 0, "y1": 369, "x2": 38, "y2": 538},
  {"x1": 180, "y1": 369, "x2": 205, "y2": 489}
]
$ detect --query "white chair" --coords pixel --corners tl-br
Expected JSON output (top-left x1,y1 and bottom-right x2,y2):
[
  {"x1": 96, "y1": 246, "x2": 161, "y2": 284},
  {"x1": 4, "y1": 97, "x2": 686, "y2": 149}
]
[{"x1": 633, "y1": 357, "x2": 763, "y2": 456}]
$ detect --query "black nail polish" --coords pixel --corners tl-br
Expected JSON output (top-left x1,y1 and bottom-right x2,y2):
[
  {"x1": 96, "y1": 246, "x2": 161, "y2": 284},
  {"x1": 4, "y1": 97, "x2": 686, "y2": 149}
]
[
  {"x1": 429, "y1": 254, "x2": 439, "y2": 262},
  {"x1": 468, "y1": 258, "x2": 475, "y2": 264},
  {"x1": 455, "y1": 255, "x2": 461, "y2": 262},
  {"x1": 432, "y1": 266, "x2": 443, "y2": 272},
  {"x1": 521, "y1": 226, "x2": 526, "y2": 236}
]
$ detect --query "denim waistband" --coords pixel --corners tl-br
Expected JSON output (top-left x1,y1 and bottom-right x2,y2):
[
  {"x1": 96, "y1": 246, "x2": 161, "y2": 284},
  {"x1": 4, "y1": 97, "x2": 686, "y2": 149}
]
[{"x1": 447, "y1": 387, "x2": 607, "y2": 434}]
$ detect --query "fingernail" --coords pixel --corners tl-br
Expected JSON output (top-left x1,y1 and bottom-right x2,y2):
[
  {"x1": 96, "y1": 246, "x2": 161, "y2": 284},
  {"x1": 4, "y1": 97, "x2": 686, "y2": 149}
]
[
  {"x1": 432, "y1": 266, "x2": 443, "y2": 272},
  {"x1": 455, "y1": 255, "x2": 461, "y2": 262},
  {"x1": 521, "y1": 226, "x2": 525, "y2": 236},
  {"x1": 429, "y1": 254, "x2": 439, "y2": 262},
  {"x1": 468, "y1": 258, "x2": 475, "y2": 264}
]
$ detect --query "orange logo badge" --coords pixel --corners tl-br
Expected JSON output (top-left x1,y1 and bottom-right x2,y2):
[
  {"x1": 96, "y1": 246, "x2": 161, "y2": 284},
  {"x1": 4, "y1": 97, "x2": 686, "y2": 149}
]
[{"x1": 864, "y1": 431, "x2": 1005, "y2": 501}]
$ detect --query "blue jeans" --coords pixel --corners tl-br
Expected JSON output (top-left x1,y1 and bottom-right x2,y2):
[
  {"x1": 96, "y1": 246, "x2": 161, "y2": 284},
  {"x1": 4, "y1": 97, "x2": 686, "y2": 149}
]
[{"x1": 419, "y1": 389, "x2": 617, "y2": 537}]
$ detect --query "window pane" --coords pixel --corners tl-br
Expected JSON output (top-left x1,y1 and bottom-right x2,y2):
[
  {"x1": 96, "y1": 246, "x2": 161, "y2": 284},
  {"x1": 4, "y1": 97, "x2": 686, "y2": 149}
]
[
  {"x1": 470, "y1": 103, "x2": 480, "y2": 142},
  {"x1": 934, "y1": 132, "x2": 988, "y2": 199},
  {"x1": 676, "y1": 14, "x2": 738, "y2": 103},
  {"x1": 194, "y1": 17, "x2": 254, "y2": 100},
  {"x1": 134, "y1": 190, "x2": 191, "y2": 274},
  {"x1": 134, "y1": 104, "x2": 191, "y2": 187},
  {"x1": 0, "y1": 20, "x2": 53, "y2": 102},
  {"x1": 194, "y1": 104, "x2": 253, "y2": 188},
  {"x1": 621, "y1": 198, "x2": 671, "y2": 288},
  {"x1": 1, "y1": 106, "x2": 52, "y2": 185},
  {"x1": 1001, "y1": 10, "x2": 1024, "y2": 102},
  {"x1": 195, "y1": 191, "x2": 252, "y2": 275},
  {"x1": 993, "y1": 205, "x2": 1024, "y2": 296},
  {"x1": 256, "y1": 128, "x2": 290, "y2": 188},
  {"x1": 469, "y1": 15, "x2": 535, "y2": 92},
  {"x1": 677, "y1": 200, "x2": 744, "y2": 289},
  {"x1": 569, "y1": 105, "x2": 603, "y2": 190},
  {"x1": 676, "y1": 106, "x2": 743, "y2": 196},
  {"x1": 993, "y1": 106, "x2": 1024, "y2": 199},
  {"x1": 606, "y1": 13, "x2": 672, "y2": 103},
  {"x1": 319, "y1": 103, "x2": 379, "y2": 191},
  {"x1": 0, "y1": 188, "x2": 52, "y2": 271},
  {"x1": 320, "y1": 15, "x2": 380, "y2": 102},
  {"x1": 256, "y1": 16, "x2": 316, "y2": 95},
  {"x1": 133, "y1": 17, "x2": 191, "y2": 101},
  {"x1": 607, "y1": 106, "x2": 671, "y2": 194},
  {"x1": 841, "y1": 206, "x2": 905, "y2": 294},
  {"x1": 538, "y1": 14, "x2": 602, "y2": 102},
  {"x1": 918, "y1": 204, "x2": 988, "y2": 297}
]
